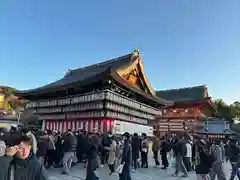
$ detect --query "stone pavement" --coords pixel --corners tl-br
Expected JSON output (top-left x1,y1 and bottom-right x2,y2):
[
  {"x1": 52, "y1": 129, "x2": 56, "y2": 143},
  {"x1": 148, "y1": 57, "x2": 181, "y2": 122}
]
[{"x1": 48, "y1": 162, "x2": 232, "y2": 180}]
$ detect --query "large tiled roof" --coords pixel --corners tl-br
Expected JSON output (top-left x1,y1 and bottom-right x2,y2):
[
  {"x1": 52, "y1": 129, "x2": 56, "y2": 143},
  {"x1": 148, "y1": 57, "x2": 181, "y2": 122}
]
[
  {"x1": 16, "y1": 50, "x2": 173, "y2": 106},
  {"x1": 17, "y1": 52, "x2": 137, "y2": 94},
  {"x1": 156, "y1": 85, "x2": 207, "y2": 102}
]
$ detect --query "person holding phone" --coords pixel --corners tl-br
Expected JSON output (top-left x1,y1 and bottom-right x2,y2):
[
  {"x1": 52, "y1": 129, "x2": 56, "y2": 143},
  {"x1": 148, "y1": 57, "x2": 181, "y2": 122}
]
[{"x1": 0, "y1": 135, "x2": 48, "y2": 180}]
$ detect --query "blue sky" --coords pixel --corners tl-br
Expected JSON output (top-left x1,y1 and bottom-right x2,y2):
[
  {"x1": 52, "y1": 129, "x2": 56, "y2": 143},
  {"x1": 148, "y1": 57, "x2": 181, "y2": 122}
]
[{"x1": 0, "y1": 0, "x2": 239, "y2": 104}]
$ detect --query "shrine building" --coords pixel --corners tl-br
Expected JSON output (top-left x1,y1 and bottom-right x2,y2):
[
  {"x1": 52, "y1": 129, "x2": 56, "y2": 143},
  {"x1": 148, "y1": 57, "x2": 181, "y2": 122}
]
[
  {"x1": 155, "y1": 85, "x2": 216, "y2": 136},
  {"x1": 16, "y1": 50, "x2": 173, "y2": 134}
]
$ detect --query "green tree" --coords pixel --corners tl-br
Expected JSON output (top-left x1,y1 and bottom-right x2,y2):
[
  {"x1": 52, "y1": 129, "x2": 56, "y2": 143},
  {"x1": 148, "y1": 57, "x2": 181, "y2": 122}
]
[
  {"x1": 230, "y1": 101, "x2": 240, "y2": 118},
  {"x1": 1, "y1": 86, "x2": 25, "y2": 113},
  {"x1": 214, "y1": 99, "x2": 240, "y2": 122}
]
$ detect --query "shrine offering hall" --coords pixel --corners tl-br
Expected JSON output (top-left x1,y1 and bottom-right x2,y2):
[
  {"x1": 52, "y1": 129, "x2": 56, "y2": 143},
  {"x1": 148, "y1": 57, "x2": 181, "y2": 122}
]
[{"x1": 16, "y1": 50, "x2": 173, "y2": 134}]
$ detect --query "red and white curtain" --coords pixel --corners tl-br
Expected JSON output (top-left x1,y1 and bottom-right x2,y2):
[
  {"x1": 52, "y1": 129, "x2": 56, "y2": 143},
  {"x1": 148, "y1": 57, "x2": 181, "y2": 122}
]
[{"x1": 44, "y1": 119, "x2": 114, "y2": 134}]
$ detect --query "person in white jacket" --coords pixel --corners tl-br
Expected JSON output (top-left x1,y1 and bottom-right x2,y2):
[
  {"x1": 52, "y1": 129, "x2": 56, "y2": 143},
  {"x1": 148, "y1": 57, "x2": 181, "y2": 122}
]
[
  {"x1": 184, "y1": 140, "x2": 192, "y2": 171},
  {"x1": 21, "y1": 128, "x2": 38, "y2": 154}
]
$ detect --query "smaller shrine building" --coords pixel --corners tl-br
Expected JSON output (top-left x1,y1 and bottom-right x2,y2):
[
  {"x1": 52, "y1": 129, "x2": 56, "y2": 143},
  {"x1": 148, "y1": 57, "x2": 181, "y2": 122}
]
[{"x1": 155, "y1": 85, "x2": 216, "y2": 136}]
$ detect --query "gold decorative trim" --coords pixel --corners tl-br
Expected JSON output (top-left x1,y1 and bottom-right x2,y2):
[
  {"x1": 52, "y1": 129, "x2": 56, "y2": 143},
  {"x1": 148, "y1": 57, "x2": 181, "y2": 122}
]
[
  {"x1": 134, "y1": 66, "x2": 148, "y2": 93},
  {"x1": 137, "y1": 56, "x2": 156, "y2": 96},
  {"x1": 117, "y1": 60, "x2": 138, "y2": 76},
  {"x1": 204, "y1": 87, "x2": 209, "y2": 98},
  {"x1": 116, "y1": 55, "x2": 156, "y2": 96}
]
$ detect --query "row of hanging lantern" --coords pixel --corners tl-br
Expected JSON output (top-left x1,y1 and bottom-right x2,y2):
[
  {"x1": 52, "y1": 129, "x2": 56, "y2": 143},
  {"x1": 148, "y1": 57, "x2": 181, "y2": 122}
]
[
  {"x1": 37, "y1": 107, "x2": 62, "y2": 114},
  {"x1": 36, "y1": 102, "x2": 104, "y2": 114},
  {"x1": 105, "y1": 102, "x2": 154, "y2": 120},
  {"x1": 66, "y1": 111, "x2": 105, "y2": 118},
  {"x1": 26, "y1": 90, "x2": 159, "y2": 116},
  {"x1": 105, "y1": 90, "x2": 158, "y2": 115},
  {"x1": 71, "y1": 92, "x2": 105, "y2": 104},
  {"x1": 26, "y1": 91, "x2": 105, "y2": 108},
  {"x1": 38, "y1": 100, "x2": 58, "y2": 107},
  {"x1": 105, "y1": 111, "x2": 148, "y2": 124},
  {"x1": 41, "y1": 111, "x2": 105, "y2": 119},
  {"x1": 41, "y1": 114, "x2": 65, "y2": 120},
  {"x1": 62, "y1": 103, "x2": 104, "y2": 112},
  {"x1": 58, "y1": 98, "x2": 71, "y2": 106}
]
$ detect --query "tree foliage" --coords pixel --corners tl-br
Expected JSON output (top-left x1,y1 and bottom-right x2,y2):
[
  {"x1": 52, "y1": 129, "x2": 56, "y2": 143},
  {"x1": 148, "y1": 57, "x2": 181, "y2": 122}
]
[
  {"x1": 0, "y1": 86, "x2": 25, "y2": 113},
  {"x1": 214, "y1": 99, "x2": 240, "y2": 122}
]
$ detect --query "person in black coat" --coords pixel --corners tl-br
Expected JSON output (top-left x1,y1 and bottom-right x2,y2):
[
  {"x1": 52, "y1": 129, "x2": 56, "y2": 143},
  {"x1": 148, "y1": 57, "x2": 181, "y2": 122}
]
[
  {"x1": 101, "y1": 132, "x2": 112, "y2": 165},
  {"x1": 119, "y1": 132, "x2": 132, "y2": 180},
  {"x1": 160, "y1": 136, "x2": 170, "y2": 169},
  {"x1": 0, "y1": 135, "x2": 47, "y2": 180},
  {"x1": 54, "y1": 134, "x2": 63, "y2": 167},
  {"x1": 36, "y1": 135, "x2": 49, "y2": 165},
  {"x1": 86, "y1": 134, "x2": 99, "y2": 180},
  {"x1": 227, "y1": 139, "x2": 240, "y2": 180},
  {"x1": 76, "y1": 130, "x2": 85, "y2": 162},
  {"x1": 193, "y1": 139, "x2": 213, "y2": 180},
  {"x1": 62, "y1": 131, "x2": 77, "y2": 174},
  {"x1": 131, "y1": 133, "x2": 140, "y2": 170},
  {"x1": 172, "y1": 135, "x2": 188, "y2": 177}
]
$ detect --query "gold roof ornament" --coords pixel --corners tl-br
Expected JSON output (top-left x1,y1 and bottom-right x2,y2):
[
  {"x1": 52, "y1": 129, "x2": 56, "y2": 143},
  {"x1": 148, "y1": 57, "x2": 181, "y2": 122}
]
[
  {"x1": 131, "y1": 49, "x2": 140, "y2": 59},
  {"x1": 64, "y1": 69, "x2": 72, "y2": 77},
  {"x1": 204, "y1": 86, "x2": 209, "y2": 98}
]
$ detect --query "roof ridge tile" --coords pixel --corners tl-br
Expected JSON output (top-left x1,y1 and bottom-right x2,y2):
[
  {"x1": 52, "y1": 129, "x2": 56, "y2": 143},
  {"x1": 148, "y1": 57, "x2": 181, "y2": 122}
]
[
  {"x1": 157, "y1": 85, "x2": 206, "y2": 92},
  {"x1": 69, "y1": 53, "x2": 133, "y2": 74}
]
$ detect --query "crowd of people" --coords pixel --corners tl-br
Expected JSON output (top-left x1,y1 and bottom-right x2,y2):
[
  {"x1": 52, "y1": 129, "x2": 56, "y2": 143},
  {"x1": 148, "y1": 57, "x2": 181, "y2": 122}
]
[{"x1": 1, "y1": 126, "x2": 240, "y2": 180}]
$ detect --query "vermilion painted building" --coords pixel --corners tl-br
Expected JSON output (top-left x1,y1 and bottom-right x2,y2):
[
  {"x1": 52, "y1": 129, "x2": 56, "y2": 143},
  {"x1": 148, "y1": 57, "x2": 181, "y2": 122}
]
[{"x1": 155, "y1": 85, "x2": 216, "y2": 136}]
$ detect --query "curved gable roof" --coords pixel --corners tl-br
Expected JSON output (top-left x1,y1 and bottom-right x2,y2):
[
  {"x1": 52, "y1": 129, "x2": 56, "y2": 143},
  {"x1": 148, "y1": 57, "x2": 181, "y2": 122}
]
[{"x1": 17, "y1": 51, "x2": 137, "y2": 95}]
